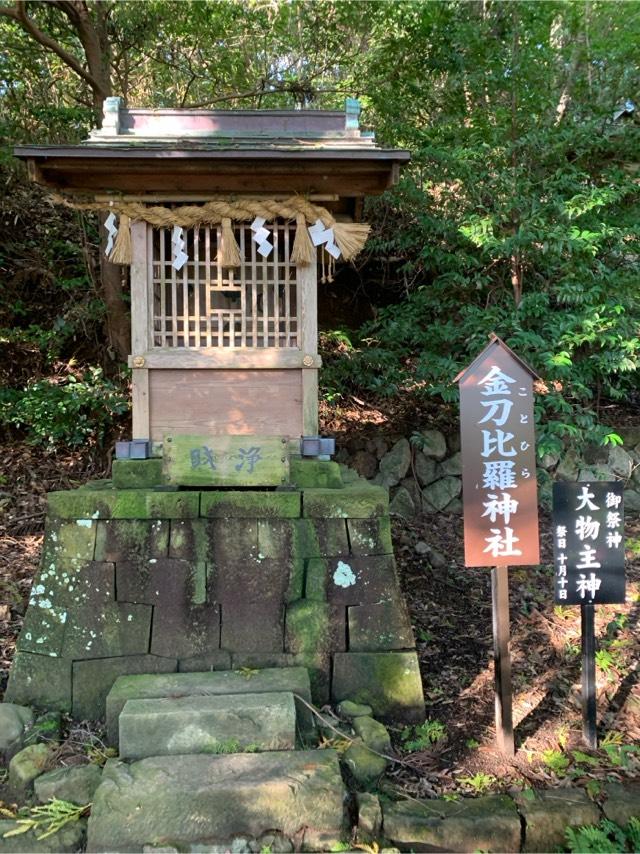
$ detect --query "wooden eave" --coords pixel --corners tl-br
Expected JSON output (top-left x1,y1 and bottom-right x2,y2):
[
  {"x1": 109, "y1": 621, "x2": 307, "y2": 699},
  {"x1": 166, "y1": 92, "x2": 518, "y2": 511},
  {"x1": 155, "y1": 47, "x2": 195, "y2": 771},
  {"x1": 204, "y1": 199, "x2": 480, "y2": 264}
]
[{"x1": 14, "y1": 144, "x2": 410, "y2": 197}]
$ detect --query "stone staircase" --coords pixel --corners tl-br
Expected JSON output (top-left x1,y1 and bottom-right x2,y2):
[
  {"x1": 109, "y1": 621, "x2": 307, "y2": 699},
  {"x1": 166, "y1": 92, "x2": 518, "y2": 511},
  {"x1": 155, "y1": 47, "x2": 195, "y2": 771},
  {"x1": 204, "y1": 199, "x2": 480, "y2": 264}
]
[{"x1": 87, "y1": 666, "x2": 347, "y2": 852}]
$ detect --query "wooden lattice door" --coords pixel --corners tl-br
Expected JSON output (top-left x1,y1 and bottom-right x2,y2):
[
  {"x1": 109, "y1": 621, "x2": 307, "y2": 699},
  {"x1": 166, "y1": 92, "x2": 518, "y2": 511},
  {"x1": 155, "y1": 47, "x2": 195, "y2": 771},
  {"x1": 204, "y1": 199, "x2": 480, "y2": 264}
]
[{"x1": 129, "y1": 219, "x2": 318, "y2": 445}]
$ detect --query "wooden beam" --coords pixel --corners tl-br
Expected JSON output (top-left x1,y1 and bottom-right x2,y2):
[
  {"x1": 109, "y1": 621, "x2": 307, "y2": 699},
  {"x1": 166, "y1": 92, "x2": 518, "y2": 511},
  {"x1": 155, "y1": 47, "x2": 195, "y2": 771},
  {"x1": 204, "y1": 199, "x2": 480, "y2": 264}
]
[
  {"x1": 298, "y1": 260, "x2": 319, "y2": 435},
  {"x1": 127, "y1": 348, "x2": 321, "y2": 369},
  {"x1": 130, "y1": 221, "x2": 150, "y2": 439},
  {"x1": 93, "y1": 193, "x2": 340, "y2": 204}
]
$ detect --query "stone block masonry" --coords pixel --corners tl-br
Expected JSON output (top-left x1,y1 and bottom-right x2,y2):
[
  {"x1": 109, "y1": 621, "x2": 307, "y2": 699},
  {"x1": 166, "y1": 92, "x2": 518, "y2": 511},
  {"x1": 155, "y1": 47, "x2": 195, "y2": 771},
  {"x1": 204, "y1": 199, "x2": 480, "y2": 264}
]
[{"x1": 6, "y1": 461, "x2": 425, "y2": 724}]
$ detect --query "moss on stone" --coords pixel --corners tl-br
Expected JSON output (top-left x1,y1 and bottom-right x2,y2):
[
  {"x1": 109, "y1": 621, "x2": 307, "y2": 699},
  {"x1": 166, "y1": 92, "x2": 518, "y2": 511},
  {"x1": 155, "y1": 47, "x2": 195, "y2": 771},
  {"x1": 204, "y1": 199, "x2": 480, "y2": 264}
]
[
  {"x1": 348, "y1": 517, "x2": 393, "y2": 556},
  {"x1": 289, "y1": 459, "x2": 343, "y2": 489},
  {"x1": 4, "y1": 653, "x2": 72, "y2": 712},
  {"x1": 302, "y1": 484, "x2": 388, "y2": 519},
  {"x1": 112, "y1": 459, "x2": 164, "y2": 489},
  {"x1": 201, "y1": 490, "x2": 301, "y2": 518},
  {"x1": 342, "y1": 738, "x2": 387, "y2": 790},
  {"x1": 332, "y1": 652, "x2": 425, "y2": 723},
  {"x1": 257, "y1": 520, "x2": 295, "y2": 559},
  {"x1": 48, "y1": 489, "x2": 147, "y2": 519},
  {"x1": 8, "y1": 743, "x2": 56, "y2": 792},
  {"x1": 168, "y1": 520, "x2": 208, "y2": 561},
  {"x1": 17, "y1": 602, "x2": 67, "y2": 657},
  {"x1": 72, "y1": 654, "x2": 177, "y2": 721},
  {"x1": 285, "y1": 600, "x2": 331, "y2": 702},
  {"x1": 47, "y1": 488, "x2": 199, "y2": 519},
  {"x1": 62, "y1": 603, "x2": 152, "y2": 660},
  {"x1": 94, "y1": 519, "x2": 169, "y2": 562},
  {"x1": 305, "y1": 557, "x2": 329, "y2": 600},
  {"x1": 190, "y1": 562, "x2": 207, "y2": 605},
  {"x1": 352, "y1": 715, "x2": 392, "y2": 753},
  {"x1": 146, "y1": 492, "x2": 200, "y2": 519}
]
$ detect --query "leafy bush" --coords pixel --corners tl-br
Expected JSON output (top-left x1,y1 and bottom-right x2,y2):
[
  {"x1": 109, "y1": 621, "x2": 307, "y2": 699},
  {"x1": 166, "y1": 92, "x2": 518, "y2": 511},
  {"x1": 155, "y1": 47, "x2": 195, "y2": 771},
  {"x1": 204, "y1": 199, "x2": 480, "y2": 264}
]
[
  {"x1": 565, "y1": 817, "x2": 640, "y2": 853},
  {"x1": 0, "y1": 367, "x2": 129, "y2": 448},
  {"x1": 401, "y1": 718, "x2": 447, "y2": 751}
]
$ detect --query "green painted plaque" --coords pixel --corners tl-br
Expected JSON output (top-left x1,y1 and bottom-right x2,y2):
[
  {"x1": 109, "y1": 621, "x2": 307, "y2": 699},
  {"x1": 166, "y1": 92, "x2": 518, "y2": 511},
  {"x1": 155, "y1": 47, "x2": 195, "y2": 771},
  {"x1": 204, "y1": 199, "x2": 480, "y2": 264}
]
[{"x1": 163, "y1": 435, "x2": 290, "y2": 487}]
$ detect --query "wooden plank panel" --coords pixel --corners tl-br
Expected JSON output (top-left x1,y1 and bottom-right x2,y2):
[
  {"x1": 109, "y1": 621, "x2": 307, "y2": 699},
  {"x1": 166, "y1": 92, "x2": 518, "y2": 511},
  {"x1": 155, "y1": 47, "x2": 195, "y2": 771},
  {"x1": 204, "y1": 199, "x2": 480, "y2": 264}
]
[
  {"x1": 302, "y1": 369, "x2": 319, "y2": 435},
  {"x1": 163, "y1": 434, "x2": 289, "y2": 487},
  {"x1": 149, "y1": 369, "x2": 303, "y2": 440},
  {"x1": 132, "y1": 368, "x2": 150, "y2": 440}
]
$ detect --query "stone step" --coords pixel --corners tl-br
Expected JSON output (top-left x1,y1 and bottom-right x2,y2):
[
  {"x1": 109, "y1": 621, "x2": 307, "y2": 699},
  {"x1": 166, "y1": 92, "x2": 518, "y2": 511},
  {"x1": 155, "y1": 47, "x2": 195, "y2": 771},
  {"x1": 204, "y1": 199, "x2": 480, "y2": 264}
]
[
  {"x1": 105, "y1": 666, "x2": 314, "y2": 745},
  {"x1": 119, "y1": 691, "x2": 297, "y2": 760},
  {"x1": 87, "y1": 749, "x2": 345, "y2": 853}
]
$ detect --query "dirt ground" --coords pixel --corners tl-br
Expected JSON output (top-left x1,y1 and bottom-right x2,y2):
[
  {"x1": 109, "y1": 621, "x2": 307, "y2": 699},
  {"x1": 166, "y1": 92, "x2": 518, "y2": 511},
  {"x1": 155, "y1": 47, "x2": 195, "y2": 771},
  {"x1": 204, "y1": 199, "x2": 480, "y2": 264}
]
[{"x1": 0, "y1": 427, "x2": 638, "y2": 801}]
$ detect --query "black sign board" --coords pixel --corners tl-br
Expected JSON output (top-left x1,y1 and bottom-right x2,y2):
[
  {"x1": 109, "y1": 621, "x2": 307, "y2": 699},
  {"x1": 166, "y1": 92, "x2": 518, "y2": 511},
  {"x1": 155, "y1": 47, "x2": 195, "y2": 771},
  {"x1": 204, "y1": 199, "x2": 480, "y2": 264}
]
[{"x1": 553, "y1": 481, "x2": 625, "y2": 605}]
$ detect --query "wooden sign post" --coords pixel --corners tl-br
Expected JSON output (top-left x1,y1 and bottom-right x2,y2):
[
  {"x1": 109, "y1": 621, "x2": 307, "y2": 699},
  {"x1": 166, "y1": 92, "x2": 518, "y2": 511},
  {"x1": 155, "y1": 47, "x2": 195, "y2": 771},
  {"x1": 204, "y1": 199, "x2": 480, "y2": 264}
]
[
  {"x1": 457, "y1": 334, "x2": 540, "y2": 757},
  {"x1": 552, "y1": 481, "x2": 625, "y2": 749}
]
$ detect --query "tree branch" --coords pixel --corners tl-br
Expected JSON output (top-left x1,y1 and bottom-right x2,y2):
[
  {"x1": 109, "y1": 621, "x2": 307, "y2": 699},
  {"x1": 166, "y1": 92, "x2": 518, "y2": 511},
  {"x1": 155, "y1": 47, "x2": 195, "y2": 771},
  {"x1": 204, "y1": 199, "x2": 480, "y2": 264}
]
[{"x1": 0, "y1": 1, "x2": 108, "y2": 98}]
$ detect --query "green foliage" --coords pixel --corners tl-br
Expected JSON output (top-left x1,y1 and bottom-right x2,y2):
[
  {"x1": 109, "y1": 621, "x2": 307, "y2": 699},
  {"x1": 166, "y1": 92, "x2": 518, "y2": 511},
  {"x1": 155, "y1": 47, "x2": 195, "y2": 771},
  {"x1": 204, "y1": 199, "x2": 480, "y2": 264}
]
[
  {"x1": 320, "y1": 2, "x2": 640, "y2": 445},
  {"x1": 458, "y1": 772, "x2": 496, "y2": 794},
  {"x1": 0, "y1": 367, "x2": 129, "y2": 448},
  {"x1": 2, "y1": 799, "x2": 90, "y2": 841},
  {"x1": 541, "y1": 748, "x2": 570, "y2": 776},
  {"x1": 1, "y1": 0, "x2": 639, "y2": 448},
  {"x1": 401, "y1": 719, "x2": 447, "y2": 751},
  {"x1": 565, "y1": 818, "x2": 640, "y2": 853}
]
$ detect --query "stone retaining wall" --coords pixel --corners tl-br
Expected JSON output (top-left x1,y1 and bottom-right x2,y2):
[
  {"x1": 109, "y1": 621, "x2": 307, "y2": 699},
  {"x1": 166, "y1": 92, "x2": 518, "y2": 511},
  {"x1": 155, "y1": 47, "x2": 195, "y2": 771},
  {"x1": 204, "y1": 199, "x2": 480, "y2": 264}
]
[
  {"x1": 335, "y1": 425, "x2": 640, "y2": 519},
  {"x1": 5, "y1": 461, "x2": 425, "y2": 724},
  {"x1": 360, "y1": 781, "x2": 640, "y2": 852}
]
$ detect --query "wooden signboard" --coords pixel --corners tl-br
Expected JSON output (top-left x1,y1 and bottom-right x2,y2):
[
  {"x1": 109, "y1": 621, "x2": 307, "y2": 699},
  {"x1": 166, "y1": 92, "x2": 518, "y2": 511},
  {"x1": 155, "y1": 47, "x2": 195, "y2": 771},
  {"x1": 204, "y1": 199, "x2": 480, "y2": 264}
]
[
  {"x1": 456, "y1": 335, "x2": 540, "y2": 756},
  {"x1": 163, "y1": 434, "x2": 289, "y2": 487},
  {"x1": 553, "y1": 481, "x2": 625, "y2": 749},
  {"x1": 457, "y1": 336, "x2": 540, "y2": 567},
  {"x1": 553, "y1": 481, "x2": 625, "y2": 606}
]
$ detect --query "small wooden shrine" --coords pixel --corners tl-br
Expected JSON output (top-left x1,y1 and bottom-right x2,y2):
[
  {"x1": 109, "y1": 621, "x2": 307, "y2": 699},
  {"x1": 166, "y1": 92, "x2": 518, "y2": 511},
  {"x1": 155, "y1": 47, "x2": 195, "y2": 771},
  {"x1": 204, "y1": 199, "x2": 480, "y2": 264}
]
[
  {"x1": 7, "y1": 100, "x2": 425, "y2": 727},
  {"x1": 16, "y1": 98, "x2": 408, "y2": 444}
]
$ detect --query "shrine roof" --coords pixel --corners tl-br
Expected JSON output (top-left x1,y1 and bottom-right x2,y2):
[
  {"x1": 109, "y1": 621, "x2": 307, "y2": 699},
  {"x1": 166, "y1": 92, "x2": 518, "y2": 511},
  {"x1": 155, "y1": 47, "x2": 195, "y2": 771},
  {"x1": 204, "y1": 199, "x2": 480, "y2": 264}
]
[{"x1": 14, "y1": 98, "x2": 409, "y2": 198}]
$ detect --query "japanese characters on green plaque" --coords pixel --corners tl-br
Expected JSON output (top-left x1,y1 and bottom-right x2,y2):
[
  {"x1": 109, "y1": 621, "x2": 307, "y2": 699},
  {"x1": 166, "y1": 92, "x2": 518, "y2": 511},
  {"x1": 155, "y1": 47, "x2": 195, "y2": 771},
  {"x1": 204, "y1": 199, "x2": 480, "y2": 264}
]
[{"x1": 163, "y1": 435, "x2": 289, "y2": 487}]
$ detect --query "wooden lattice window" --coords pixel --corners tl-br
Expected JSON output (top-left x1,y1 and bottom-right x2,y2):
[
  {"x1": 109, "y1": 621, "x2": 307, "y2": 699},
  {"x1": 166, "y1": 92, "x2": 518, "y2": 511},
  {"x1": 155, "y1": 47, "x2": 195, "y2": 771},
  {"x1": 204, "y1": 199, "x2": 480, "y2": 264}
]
[{"x1": 151, "y1": 221, "x2": 299, "y2": 348}]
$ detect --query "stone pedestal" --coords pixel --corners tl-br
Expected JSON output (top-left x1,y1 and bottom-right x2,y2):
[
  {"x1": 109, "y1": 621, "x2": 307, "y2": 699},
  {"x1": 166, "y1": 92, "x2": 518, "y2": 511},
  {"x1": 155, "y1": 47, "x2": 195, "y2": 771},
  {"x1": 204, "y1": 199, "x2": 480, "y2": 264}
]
[{"x1": 6, "y1": 461, "x2": 425, "y2": 723}]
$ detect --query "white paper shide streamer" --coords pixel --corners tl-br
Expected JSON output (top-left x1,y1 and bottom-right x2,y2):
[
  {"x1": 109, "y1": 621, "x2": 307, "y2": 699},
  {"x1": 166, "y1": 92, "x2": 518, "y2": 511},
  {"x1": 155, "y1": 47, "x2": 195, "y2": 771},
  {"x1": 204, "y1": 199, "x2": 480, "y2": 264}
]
[
  {"x1": 104, "y1": 212, "x2": 118, "y2": 257},
  {"x1": 250, "y1": 216, "x2": 273, "y2": 258},
  {"x1": 172, "y1": 225, "x2": 189, "y2": 271},
  {"x1": 308, "y1": 218, "x2": 341, "y2": 259}
]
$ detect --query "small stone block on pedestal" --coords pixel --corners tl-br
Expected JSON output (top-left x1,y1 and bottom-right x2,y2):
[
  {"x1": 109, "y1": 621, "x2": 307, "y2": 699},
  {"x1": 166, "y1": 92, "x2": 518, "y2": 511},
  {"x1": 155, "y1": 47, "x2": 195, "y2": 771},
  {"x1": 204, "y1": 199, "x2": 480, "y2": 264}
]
[{"x1": 106, "y1": 666, "x2": 314, "y2": 745}]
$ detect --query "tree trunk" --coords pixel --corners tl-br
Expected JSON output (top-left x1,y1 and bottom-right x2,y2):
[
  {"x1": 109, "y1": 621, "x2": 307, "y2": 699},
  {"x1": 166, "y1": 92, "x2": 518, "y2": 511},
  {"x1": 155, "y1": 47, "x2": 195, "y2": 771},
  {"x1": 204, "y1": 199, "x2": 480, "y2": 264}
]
[{"x1": 74, "y1": 2, "x2": 130, "y2": 361}]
